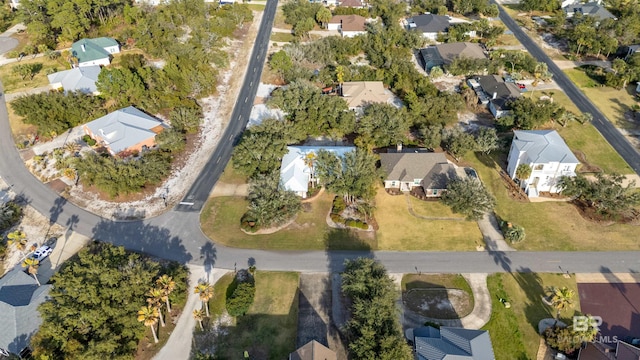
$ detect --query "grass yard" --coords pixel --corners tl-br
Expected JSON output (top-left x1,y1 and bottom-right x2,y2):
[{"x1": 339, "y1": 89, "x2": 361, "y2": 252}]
[
  {"x1": 0, "y1": 56, "x2": 70, "y2": 93},
  {"x1": 484, "y1": 273, "x2": 580, "y2": 360},
  {"x1": 402, "y1": 274, "x2": 474, "y2": 318},
  {"x1": 217, "y1": 160, "x2": 247, "y2": 186},
  {"x1": 200, "y1": 192, "x2": 376, "y2": 250},
  {"x1": 206, "y1": 271, "x2": 299, "y2": 360},
  {"x1": 7, "y1": 102, "x2": 37, "y2": 143},
  {"x1": 270, "y1": 32, "x2": 295, "y2": 43},
  {"x1": 530, "y1": 90, "x2": 631, "y2": 174},
  {"x1": 402, "y1": 273, "x2": 473, "y2": 294},
  {"x1": 465, "y1": 152, "x2": 640, "y2": 250},
  {"x1": 375, "y1": 190, "x2": 482, "y2": 251},
  {"x1": 274, "y1": 8, "x2": 292, "y2": 29},
  {"x1": 246, "y1": 3, "x2": 266, "y2": 11},
  {"x1": 564, "y1": 68, "x2": 639, "y2": 131}
]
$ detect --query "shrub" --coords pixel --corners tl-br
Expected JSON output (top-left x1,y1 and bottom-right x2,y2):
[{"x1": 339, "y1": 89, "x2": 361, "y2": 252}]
[
  {"x1": 330, "y1": 213, "x2": 345, "y2": 224},
  {"x1": 226, "y1": 272, "x2": 256, "y2": 317},
  {"x1": 0, "y1": 201, "x2": 22, "y2": 233},
  {"x1": 82, "y1": 135, "x2": 96, "y2": 146},
  {"x1": 240, "y1": 212, "x2": 259, "y2": 232},
  {"x1": 332, "y1": 196, "x2": 346, "y2": 214},
  {"x1": 501, "y1": 221, "x2": 526, "y2": 244}
]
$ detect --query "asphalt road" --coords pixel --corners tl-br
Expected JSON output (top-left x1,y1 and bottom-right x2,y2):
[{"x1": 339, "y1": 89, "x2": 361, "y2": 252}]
[
  {"x1": 174, "y1": 0, "x2": 278, "y2": 212},
  {"x1": 1, "y1": 1, "x2": 640, "y2": 275},
  {"x1": 493, "y1": 1, "x2": 640, "y2": 173}
]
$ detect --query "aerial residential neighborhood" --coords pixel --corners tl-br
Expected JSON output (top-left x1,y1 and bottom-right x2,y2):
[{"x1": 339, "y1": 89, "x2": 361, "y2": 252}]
[{"x1": 1, "y1": 0, "x2": 640, "y2": 359}]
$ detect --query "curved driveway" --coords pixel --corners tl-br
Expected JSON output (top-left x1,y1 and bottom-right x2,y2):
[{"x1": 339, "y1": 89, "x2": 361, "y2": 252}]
[{"x1": 1, "y1": 0, "x2": 640, "y2": 274}]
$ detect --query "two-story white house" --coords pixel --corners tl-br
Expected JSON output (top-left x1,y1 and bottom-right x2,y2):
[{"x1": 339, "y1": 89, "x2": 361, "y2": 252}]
[{"x1": 507, "y1": 130, "x2": 580, "y2": 198}]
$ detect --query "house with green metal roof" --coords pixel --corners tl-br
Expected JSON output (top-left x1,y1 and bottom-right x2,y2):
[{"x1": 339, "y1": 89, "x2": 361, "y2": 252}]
[{"x1": 71, "y1": 37, "x2": 120, "y2": 67}]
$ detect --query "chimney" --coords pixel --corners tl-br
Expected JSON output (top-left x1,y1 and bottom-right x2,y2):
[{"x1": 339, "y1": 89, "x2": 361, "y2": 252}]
[
  {"x1": 492, "y1": 92, "x2": 497, "y2": 99},
  {"x1": 81, "y1": 43, "x2": 86, "y2": 52},
  {"x1": 397, "y1": 143, "x2": 403, "y2": 152}
]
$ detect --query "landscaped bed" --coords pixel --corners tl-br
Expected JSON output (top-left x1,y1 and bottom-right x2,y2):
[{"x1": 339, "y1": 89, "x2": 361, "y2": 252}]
[{"x1": 402, "y1": 274, "x2": 474, "y2": 319}]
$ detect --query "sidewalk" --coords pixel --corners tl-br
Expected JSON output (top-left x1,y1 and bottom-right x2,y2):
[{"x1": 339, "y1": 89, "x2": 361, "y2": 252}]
[
  {"x1": 477, "y1": 212, "x2": 516, "y2": 251},
  {"x1": 153, "y1": 266, "x2": 230, "y2": 360}
]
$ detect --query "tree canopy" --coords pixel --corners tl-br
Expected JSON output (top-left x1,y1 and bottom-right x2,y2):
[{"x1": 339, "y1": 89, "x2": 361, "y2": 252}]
[
  {"x1": 315, "y1": 149, "x2": 379, "y2": 202},
  {"x1": 31, "y1": 243, "x2": 188, "y2": 359},
  {"x1": 245, "y1": 171, "x2": 301, "y2": 228},
  {"x1": 558, "y1": 173, "x2": 640, "y2": 216},
  {"x1": 342, "y1": 258, "x2": 413, "y2": 360},
  {"x1": 441, "y1": 177, "x2": 496, "y2": 220}
]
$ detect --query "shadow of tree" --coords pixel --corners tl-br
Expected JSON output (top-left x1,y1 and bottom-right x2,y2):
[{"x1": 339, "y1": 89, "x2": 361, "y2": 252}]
[
  {"x1": 200, "y1": 242, "x2": 217, "y2": 281},
  {"x1": 512, "y1": 268, "x2": 554, "y2": 334},
  {"x1": 91, "y1": 220, "x2": 192, "y2": 264}
]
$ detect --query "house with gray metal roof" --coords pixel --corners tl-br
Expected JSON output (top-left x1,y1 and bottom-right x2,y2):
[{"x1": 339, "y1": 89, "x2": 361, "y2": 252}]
[
  {"x1": 506, "y1": 130, "x2": 580, "y2": 198},
  {"x1": 71, "y1": 37, "x2": 120, "y2": 67},
  {"x1": 83, "y1": 106, "x2": 169, "y2": 156},
  {"x1": 563, "y1": 1, "x2": 617, "y2": 22},
  {"x1": 407, "y1": 326, "x2": 495, "y2": 360},
  {"x1": 379, "y1": 151, "x2": 458, "y2": 195},
  {"x1": 0, "y1": 268, "x2": 52, "y2": 355},
  {"x1": 47, "y1": 65, "x2": 101, "y2": 94},
  {"x1": 280, "y1": 145, "x2": 356, "y2": 198},
  {"x1": 407, "y1": 14, "x2": 451, "y2": 41},
  {"x1": 476, "y1": 75, "x2": 521, "y2": 119},
  {"x1": 419, "y1": 42, "x2": 487, "y2": 73}
]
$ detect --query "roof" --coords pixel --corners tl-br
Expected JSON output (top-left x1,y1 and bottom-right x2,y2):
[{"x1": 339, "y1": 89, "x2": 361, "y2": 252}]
[
  {"x1": 340, "y1": 81, "x2": 395, "y2": 108},
  {"x1": 289, "y1": 340, "x2": 337, "y2": 360},
  {"x1": 280, "y1": 146, "x2": 356, "y2": 194},
  {"x1": 408, "y1": 14, "x2": 450, "y2": 33},
  {"x1": 328, "y1": 15, "x2": 366, "y2": 32},
  {"x1": 47, "y1": 65, "x2": 101, "y2": 94},
  {"x1": 563, "y1": 2, "x2": 616, "y2": 20},
  {"x1": 412, "y1": 326, "x2": 495, "y2": 360},
  {"x1": 85, "y1": 106, "x2": 167, "y2": 154},
  {"x1": 71, "y1": 37, "x2": 117, "y2": 64},
  {"x1": 420, "y1": 42, "x2": 486, "y2": 66},
  {"x1": 0, "y1": 269, "x2": 52, "y2": 354},
  {"x1": 577, "y1": 342, "x2": 614, "y2": 360},
  {"x1": 476, "y1": 75, "x2": 521, "y2": 110},
  {"x1": 617, "y1": 341, "x2": 640, "y2": 360},
  {"x1": 379, "y1": 152, "x2": 456, "y2": 188},
  {"x1": 512, "y1": 130, "x2": 579, "y2": 164},
  {"x1": 339, "y1": 0, "x2": 363, "y2": 6}
]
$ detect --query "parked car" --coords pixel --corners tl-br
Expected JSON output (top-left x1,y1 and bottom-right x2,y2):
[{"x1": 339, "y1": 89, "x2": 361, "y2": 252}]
[
  {"x1": 516, "y1": 83, "x2": 526, "y2": 89},
  {"x1": 31, "y1": 245, "x2": 52, "y2": 261}
]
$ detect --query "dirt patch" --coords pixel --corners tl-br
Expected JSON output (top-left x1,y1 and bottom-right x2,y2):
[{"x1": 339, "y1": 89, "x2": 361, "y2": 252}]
[
  {"x1": 573, "y1": 150, "x2": 602, "y2": 174},
  {"x1": 404, "y1": 288, "x2": 473, "y2": 319}
]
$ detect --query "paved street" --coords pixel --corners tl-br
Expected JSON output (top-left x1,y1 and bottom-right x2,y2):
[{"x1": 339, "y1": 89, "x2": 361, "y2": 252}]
[{"x1": 0, "y1": 0, "x2": 638, "y2": 279}]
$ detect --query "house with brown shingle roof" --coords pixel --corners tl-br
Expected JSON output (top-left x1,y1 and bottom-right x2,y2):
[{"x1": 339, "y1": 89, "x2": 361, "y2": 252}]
[
  {"x1": 339, "y1": 0, "x2": 364, "y2": 7},
  {"x1": 340, "y1": 81, "x2": 397, "y2": 110},
  {"x1": 420, "y1": 42, "x2": 487, "y2": 73},
  {"x1": 379, "y1": 151, "x2": 458, "y2": 195},
  {"x1": 327, "y1": 15, "x2": 367, "y2": 37},
  {"x1": 289, "y1": 340, "x2": 337, "y2": 360}
]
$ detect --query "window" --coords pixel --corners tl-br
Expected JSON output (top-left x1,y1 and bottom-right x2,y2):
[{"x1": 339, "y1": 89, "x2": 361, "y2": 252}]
[
  {"x1": 534, "y1": 164, "x2": 544, "y2": 170},
  {"x1": 563, "y1": 165, "x2": 571, "y2": 171},
  {"x1": 414, "y1": 179, "x2": 421, "y2": 185},
  {"x1": 391, "y1": 181, "x2": 397, "y2": 187}
]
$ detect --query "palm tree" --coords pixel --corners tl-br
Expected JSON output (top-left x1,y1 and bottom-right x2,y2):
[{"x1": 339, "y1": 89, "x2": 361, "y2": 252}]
[
  {"x1": 137, "y1": 306, "x2": 159, "y2": 343},
  {"x1": 193, "y1": 308, "x2": 206, "y2": 331},
  {"x1": 146, "y1": 288, "x2": 166, "y2": 327},
  {"x1": 22, "y1": 258, "x2": 40, "y2": 286},
  {"x1": 156, "y1": 275, "x2": 176, "y2": 313},
  {"x1": 194, "y1": 282, "x2": 214, "y2": 317},
  {"x1": 546, "y1": 286, "x2": 575, "y2": 319},
  {"x1": 515, "y1": 164, "x2": 532, "y2": 187},
  {"x1": 7, "y1": 230, "x2": 27, "y2": 258}
]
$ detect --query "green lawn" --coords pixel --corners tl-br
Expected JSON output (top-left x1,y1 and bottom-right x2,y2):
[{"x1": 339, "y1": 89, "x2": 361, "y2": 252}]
[
  {"x1": 270, "y1": 32, "x2": 295, "y2": 43},
  {"x1": 200, "y1": 192, "x2": 376, "y2": 250},
  {"x1": 564, "y1": 68, "x2": 639, "y2": 131},
  {"x1": 402, "y1": 274, "x2": 473, "y2": 294},
  {"x1": 0, "y1": 56, "x2": 70, "y2": 93},
  {"x1": 531, "y1": 90, "x2": 632, "y2": 174},
  {"x1": 375, "y1": 190, "x2": 483, "y2": 251},
  {"x1": 465, "y1": 152, "x2": 640, "y2": 251},
  {"x1": 246, "y1": 3, "x2": 266, "y2": 11},
  {"x1": 206, "y1": 271, "x2": 299, "y2": 360},
  {"x1": 484, "y1": 273, "x2": 580, "y2": 360},
  {"x1": 217, "y1": 160, "x2": 248, "y2": 186}
]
